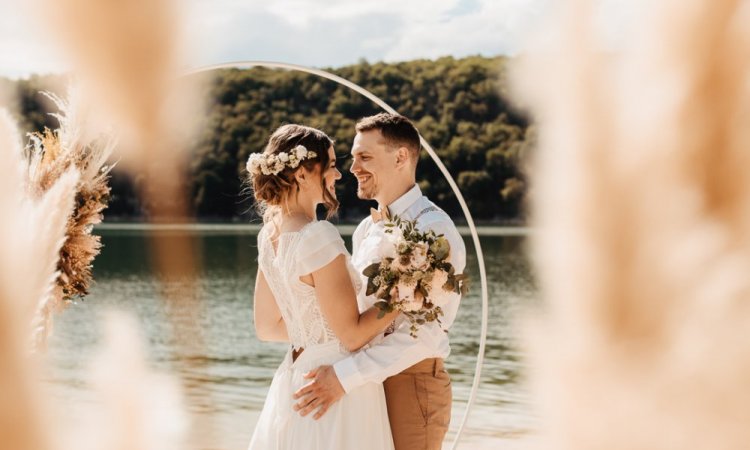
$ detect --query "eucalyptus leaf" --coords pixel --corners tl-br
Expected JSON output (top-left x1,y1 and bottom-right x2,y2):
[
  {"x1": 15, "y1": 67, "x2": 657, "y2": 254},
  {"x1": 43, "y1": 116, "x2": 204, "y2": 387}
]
[
  {"x1": 362, "y1": 263, "x2": 381, "y2": 278},
  {"x1": 366, "y1": 277, "x2": 378, "y2": 296}
]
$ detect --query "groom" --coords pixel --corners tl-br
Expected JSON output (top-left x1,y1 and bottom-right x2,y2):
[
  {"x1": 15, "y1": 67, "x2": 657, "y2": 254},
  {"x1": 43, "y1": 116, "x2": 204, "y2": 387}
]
[{"x1": 293, "y1": 113, "x2": 466, "y2": 449}]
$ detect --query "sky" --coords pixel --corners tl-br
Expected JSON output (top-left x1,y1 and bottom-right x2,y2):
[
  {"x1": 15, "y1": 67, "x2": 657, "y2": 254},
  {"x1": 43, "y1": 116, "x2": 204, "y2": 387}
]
[{"x1": 0, "y1": 0, "x2": 637, "y2": 78}]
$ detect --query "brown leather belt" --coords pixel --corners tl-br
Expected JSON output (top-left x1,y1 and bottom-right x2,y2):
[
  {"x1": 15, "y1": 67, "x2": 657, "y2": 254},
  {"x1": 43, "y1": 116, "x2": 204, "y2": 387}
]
[{"x1": 400, "y1": 358, "x2": 445, "y2": 376}]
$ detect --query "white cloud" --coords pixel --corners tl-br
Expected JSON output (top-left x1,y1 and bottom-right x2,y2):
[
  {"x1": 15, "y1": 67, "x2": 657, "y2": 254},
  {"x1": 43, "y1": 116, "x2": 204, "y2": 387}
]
[
  {"x1": 184, "y1": 0, "x2": 539, "y2": 69},
  {"x1": 0, "y1": 0, "x2": 641, "y2": 78},
  {"x1": 0, "y1": 0, "x2": 70, "y2": 78},
  {"x1": 382, "y1": 0, "x2": 547, "y2": 62}
]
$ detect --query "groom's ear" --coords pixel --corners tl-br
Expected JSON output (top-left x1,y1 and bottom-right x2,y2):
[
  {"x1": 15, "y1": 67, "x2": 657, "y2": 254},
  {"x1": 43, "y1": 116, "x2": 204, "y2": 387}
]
[{"x1": 395, "y1": 146, "x2": 410, "y2": 168}]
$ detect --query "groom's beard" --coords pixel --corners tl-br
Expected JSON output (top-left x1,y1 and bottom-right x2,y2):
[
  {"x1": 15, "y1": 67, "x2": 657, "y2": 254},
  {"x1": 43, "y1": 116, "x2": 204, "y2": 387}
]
[
  {"x1": 356, "y1": 183, "x2": 377, "y2": 200},
  {"x1": 355, "y1": 171, "x2": 378, "y2": 199}
]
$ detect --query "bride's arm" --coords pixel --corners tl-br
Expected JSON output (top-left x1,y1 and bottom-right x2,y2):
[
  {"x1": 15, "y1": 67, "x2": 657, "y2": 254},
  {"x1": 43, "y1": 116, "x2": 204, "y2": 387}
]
[
  {"x1": 253, "y1": 269, "x2": 289, "y2": 342},
  {"x1": 311, "y1": 255, "x2": 399, "y2": 352}
]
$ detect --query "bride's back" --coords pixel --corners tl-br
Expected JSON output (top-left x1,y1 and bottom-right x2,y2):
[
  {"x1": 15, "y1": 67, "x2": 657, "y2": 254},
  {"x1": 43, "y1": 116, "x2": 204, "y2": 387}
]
[{"x1": 257, "y1": 220, "x2": 359, "y2": 351}]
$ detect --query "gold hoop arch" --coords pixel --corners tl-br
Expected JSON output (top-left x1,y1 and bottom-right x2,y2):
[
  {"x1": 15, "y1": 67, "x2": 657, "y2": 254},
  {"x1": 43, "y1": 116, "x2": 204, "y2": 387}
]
[{"x1": 188, "y1": 60, "x2": 490, "y2": 449}]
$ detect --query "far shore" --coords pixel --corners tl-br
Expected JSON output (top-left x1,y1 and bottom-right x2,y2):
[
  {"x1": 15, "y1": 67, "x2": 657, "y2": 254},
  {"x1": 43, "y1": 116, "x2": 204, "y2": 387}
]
[{"x1": 95, "y1": 222, "x2": 531, "y2": 237}]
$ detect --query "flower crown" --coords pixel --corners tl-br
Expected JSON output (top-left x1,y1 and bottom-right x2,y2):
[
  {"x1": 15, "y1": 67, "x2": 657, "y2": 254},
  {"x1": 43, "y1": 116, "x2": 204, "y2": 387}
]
[{"x1": 246, "y1": 145, "x2": 318, "y2": 176}]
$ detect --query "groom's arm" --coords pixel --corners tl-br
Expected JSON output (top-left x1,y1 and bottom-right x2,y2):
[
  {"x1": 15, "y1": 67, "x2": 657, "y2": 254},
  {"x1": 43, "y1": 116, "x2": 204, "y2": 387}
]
[
  {"x1": 293, "y1": 218, "x2": 465, "y2": 419},
  {"x1": 335, "y1": 307, "x2": 456, "y2": 384},
  {"x1": 292, "y1": 303, "x2": 457, "y2": 419}
]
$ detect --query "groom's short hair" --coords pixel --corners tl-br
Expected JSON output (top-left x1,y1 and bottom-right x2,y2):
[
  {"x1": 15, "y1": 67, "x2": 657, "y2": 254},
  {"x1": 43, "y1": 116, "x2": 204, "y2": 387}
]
[{"x1": 355, "y1": 113, "x2": 421, "y2": 164}]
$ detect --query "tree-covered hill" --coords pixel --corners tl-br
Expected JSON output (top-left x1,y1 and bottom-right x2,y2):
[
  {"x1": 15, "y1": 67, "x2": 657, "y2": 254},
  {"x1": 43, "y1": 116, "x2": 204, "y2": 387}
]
[{"x1": 4, "y1": 55, "x2": 533, "y2": 223}]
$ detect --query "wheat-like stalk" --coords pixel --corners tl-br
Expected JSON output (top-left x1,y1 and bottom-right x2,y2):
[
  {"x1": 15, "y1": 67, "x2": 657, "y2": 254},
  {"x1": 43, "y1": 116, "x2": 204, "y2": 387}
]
[
  {"x1": 3, "y1": 104, "x2": 187, "y2": 450},
  {"x1": 26, "y1": 92, "x2": 116, "y2": 349},
  {"x1": 0, "y1": 107, "x2": 79, "y2": 450},
  {"x1": 69, "y1": 312, "x2": 188, "y2": 450},
  {"x1": 515, "y1": 0, "x2": 750, "y2": 448}
]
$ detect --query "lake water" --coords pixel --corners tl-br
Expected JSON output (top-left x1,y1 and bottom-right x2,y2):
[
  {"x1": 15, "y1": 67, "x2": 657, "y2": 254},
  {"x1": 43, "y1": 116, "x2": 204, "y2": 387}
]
[{"x1": 45, "y1": 226, "x2": 538, "y2": 449}]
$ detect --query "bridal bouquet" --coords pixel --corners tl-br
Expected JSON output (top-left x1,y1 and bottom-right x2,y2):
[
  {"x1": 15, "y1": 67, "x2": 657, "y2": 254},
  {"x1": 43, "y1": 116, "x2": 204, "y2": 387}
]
[{"x1": 363, "y1": 216, "x2": 468, "y2": 337}]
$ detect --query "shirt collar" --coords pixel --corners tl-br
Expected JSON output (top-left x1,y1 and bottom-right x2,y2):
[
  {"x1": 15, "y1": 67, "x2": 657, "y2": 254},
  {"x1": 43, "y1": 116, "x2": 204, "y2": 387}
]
[{"x1": 387, "y1": 184, "x2": 422, "y2": 218}]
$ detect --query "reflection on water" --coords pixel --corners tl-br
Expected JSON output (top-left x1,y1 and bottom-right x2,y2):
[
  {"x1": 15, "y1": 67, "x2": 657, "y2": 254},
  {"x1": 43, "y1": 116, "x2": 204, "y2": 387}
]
[{"x1": 45, "y1": 227, "x2": 537, "y2": 449}]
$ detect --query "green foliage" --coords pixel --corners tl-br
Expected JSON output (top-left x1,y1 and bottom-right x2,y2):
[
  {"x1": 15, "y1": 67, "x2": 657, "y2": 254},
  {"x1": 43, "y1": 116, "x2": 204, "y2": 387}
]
[{"x1": 7, "y1": 55, "x2": 532, "y2": 222}]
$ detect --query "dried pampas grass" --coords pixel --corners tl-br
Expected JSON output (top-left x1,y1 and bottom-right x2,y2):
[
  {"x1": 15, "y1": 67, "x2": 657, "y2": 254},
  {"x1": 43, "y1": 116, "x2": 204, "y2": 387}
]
[
  {"x1": 515, "y1": 0, "x2": 750, "y2": 448},
  {"x1": 36, "y1": 0, "x2": 184, "y2": 165},
  {"x1": 0, "y1": 0, "x2": 206, "y2": 448},
  {"x1": 26, "y1": 92, "x2": 115, "y2": 349},
  {"x1": 35, "y1": 0, "x2": 211, "y2": 440},
  {"x1": 71, "y1": 312, "x2": 187, "y2": 450},
  {"x1": 1, "y1": 107, "x2": 187, "y2": 450},
  {"x1": 0, "y1": 107, "x2": 76, "y2": 450}
]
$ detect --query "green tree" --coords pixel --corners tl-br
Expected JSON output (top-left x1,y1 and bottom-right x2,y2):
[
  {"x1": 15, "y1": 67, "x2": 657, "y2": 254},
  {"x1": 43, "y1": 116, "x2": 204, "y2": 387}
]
[{"x1": 10, "y1": 55, "x2": 532, "y2": 223}]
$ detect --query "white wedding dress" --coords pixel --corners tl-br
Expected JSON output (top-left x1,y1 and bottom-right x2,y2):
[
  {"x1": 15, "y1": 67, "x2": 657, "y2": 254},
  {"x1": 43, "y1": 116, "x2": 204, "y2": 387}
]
[{"x1": 248, "y1": 220, "x2": 394, "y2": 450}]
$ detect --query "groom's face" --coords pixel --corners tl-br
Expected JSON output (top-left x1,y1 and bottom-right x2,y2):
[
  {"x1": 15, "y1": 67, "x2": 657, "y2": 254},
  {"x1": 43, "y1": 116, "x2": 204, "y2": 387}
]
[{"x1": 350, "y1": 130, "x2": 397, "y2": 200}]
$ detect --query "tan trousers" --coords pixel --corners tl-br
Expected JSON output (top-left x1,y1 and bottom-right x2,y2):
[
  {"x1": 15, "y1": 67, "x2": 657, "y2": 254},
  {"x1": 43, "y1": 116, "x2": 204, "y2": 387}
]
[{"x1": 383, "y1": 358, "x2": 452, "y2": 450}]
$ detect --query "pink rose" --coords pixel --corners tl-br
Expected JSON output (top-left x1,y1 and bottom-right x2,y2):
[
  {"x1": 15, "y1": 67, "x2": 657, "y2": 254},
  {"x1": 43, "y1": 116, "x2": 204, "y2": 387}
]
[
  {"x1": 428, "y1": 270, "x2": 452, "y2": 307},
  {"x1": 402, "y1": 289, "x2": 425, "y2": 312},
  {"x1": 429, "y1": 269, "x2": 450, "y2": 293},
  {"x1": 396, "y1": 279, "x2": 422, "y2": 312}
]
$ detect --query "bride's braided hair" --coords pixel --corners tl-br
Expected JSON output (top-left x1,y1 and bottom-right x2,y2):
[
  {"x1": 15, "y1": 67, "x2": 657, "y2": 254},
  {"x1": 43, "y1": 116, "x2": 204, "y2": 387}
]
[{"x1": 248, "y1": 124, "x2": 339, "y2": 220}]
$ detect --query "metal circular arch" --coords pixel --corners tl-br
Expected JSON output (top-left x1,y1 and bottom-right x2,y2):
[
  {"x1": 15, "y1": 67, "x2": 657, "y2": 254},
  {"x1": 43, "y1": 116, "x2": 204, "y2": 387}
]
[{"x1": 189, "y1": 60, "x2": 490, "y2": 449}]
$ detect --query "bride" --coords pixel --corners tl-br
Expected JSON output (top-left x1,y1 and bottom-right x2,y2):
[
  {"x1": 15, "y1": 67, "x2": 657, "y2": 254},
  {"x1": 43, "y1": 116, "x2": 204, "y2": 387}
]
[{"x1": 246, "y1": 124, "x2": 397, "y2": 450}]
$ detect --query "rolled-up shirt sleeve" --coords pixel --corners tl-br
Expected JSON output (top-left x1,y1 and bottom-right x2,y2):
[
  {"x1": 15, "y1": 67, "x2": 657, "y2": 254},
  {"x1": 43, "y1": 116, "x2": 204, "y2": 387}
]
[{"x1": 333, "y1": 213, "x2": 466, "y2": 393}]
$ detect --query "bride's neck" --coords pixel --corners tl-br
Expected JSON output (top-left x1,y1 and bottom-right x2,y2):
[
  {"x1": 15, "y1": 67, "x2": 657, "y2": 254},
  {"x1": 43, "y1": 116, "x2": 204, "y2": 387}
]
[{"x1": 281, "y1": 197, "x2": 316, "y2": 222}]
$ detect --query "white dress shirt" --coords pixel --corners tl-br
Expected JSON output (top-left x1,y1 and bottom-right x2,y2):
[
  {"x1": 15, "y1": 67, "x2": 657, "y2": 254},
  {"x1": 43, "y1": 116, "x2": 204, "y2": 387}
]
[{"x1": 333, "y1": 184, "x2": 466, "y2": 393}]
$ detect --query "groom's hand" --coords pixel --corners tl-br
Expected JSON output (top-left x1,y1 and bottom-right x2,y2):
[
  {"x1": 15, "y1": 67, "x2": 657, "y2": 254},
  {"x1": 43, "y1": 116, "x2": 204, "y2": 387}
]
[{"x1": 292, "y1": 365, "x2": 345, "y2": 420}]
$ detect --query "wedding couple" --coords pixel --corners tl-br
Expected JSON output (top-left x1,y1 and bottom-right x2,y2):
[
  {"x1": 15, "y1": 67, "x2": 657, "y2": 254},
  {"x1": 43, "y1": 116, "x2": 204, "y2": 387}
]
[{"x1": 246, "y1": 113, "x2": 466, "y2": 450}]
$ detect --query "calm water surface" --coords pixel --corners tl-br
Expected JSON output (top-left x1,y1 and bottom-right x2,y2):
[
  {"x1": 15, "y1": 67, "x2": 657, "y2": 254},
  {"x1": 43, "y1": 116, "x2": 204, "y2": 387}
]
[{"x1": 46, "y1": 226, "x2": 538, "y2": 449}]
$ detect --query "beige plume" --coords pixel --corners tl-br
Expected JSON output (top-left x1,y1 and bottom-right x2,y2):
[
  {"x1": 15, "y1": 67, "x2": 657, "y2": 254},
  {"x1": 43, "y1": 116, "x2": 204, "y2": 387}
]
[{"x1": 514, "y1": 0, "x2": 750, "y2": 448}]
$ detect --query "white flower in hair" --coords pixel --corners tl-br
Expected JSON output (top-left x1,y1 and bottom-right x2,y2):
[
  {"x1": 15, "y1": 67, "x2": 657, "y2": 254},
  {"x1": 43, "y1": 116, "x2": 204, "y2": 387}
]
[
  {"x1": 294, "y1": 145, "x2": 308, "y2": 159},
  {"x1": 246, "y1": 157, "x2": 260, "y2": 174},
  {"x1": 246, "y1": 145, "x2": 317, "y2": 177},
  {"x1": 260, "y1": 158, "x2": 272, "y2": 175}
]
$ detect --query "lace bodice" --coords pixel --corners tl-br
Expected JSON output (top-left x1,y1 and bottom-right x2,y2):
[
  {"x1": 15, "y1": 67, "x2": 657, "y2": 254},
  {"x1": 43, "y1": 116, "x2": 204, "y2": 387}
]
[{"x1": 257, "y1": 221, "x2": 362, "y2": 351}]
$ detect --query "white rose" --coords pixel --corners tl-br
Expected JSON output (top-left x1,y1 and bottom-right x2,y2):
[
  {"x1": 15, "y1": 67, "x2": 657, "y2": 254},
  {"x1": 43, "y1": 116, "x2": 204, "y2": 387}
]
[
  {"x1": 388, "y1": 228, "x2": 404, "y2": 242},
  {"x1": 411, "y1": 242, "x2": 430, "y2": 271},
  {"x1": 295, "y1": 145, "x2": 307, "y2": 159},
  {"x1": 278, "y1": 152, "x2": 289, "y2": 162},
  {"x1": 377, "y1": 232, "x2": 400, "y2": 260}
]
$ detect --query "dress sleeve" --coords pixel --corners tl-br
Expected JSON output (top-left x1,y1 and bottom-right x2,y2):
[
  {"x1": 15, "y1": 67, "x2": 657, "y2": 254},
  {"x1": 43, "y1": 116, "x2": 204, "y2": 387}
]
[
  {"x1": 256, "y1": 224, "x2": 268, "y2": 260},
  {"x1": 296, "y1": 221, "x2": 348, "y2": 275}
]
